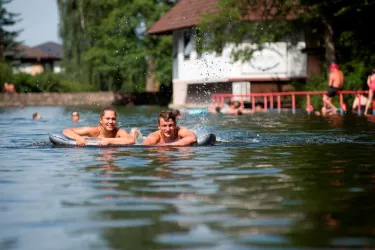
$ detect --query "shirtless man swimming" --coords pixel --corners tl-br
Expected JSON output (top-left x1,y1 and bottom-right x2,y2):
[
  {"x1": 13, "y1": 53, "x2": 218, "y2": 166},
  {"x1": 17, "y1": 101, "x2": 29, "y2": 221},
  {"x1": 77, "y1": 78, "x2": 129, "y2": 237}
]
[
  {"x1": 322, "y1": 63, "x2": 344, "y2": 113},
  {"x1": 208, "y1": 101, "x2": 243, "y2": 115},
  {"x1": 71, "y1": 111, "x2": 80, "y2": 122},
  {"x1": 142, "y1": 110, "x2": 197, "y2": 146}
]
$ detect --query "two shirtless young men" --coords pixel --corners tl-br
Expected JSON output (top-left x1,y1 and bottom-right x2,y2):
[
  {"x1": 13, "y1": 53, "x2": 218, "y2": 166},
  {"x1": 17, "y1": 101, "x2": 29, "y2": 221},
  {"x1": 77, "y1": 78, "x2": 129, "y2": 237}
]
[{"x1": 63, "y1": 108, "x2": 197, "y2": 146}]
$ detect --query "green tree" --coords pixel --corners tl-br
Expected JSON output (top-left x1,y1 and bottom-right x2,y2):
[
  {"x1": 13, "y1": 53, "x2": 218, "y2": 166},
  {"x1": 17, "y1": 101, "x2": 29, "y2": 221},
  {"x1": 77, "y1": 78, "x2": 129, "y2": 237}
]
[
  {"x1": 198, "y1": 0, "x2": 375, "y2": 69},
  {"x1": 57, "y1": 0, "x2": 175, "y2": 92},
  {"x1": 0, "y1": 0, "x2": 20, "y2": 60},
  {"x1": 57, "y1": 0, "x2": 94, "y2": 87}
]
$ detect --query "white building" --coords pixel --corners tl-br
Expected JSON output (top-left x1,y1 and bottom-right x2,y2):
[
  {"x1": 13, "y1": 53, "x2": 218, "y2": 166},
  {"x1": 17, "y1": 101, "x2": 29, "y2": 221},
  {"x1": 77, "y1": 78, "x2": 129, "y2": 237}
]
[
  {"x1": 149, "y1": 0, "x2": 322, "y2": 108},
  {"x1": 10, "y1": 42, "x2": 62, "y2": 75}
]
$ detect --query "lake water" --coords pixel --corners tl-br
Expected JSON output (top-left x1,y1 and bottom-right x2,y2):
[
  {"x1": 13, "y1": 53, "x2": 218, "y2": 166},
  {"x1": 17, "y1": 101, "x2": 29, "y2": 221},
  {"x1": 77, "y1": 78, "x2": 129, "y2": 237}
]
[{"x1": 1, "y1": 106, "x2": 375, "y2": 250}]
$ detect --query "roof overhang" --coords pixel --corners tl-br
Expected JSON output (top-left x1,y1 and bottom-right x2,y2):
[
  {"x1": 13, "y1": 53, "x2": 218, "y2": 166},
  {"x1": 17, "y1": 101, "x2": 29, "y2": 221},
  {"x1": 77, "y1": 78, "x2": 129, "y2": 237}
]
[
  {"x1": 148, "y1": 0, "x2": 219, "y2": 35},
  {"x1": 148, "y1": 0, "x2": 298, "y2": 35}
]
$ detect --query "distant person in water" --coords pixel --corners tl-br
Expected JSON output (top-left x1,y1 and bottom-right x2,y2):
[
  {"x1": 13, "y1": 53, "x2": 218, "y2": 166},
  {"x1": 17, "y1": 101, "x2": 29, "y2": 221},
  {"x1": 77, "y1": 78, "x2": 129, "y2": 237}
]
[
  {"x1": 364, "y1": 69, "x2": 375, "y2": 115},
  {"x1": 315, "y1": 106, "x2": 336, "y2": 117},
  {"x1": 32, "y1": 112, "x2": 40, "y2": 120},
  {"x1": 63, "y1": 106, "x2": 136, "y2": 146},
  {"x1": 171, "y1": 109, "x2": 182, "y2": 118},
  {"x1": 209, "y1": 101, "x2": 243, "y2": 115},
  {"x1": 323, "y1": 63, "x2": 344, "y2": 113},
  {"x1": 208, "y1": 104, "x2": 222, "y2": 114},
  {"x1": 222, "y1": 101, "x2": 242, "y2": 115},
  {"x1": 71, "y1": 111, "x2": 80, "y2": 122},
  {"x1": 141, "y1": 110, "x2": 197, "y2": 146},
  {"x1": 352, "y1": 93, "x2": 368, "y2": 114}
]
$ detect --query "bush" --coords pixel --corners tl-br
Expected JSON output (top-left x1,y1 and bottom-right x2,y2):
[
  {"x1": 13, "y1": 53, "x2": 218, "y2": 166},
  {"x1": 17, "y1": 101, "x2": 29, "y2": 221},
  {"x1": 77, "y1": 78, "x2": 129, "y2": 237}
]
[
  {"x1": 0, "y1": 60, "x2": 13, "y2": 91},
  {"x1": 11, "y1": 72, "x2": 99, "y2": 93}
]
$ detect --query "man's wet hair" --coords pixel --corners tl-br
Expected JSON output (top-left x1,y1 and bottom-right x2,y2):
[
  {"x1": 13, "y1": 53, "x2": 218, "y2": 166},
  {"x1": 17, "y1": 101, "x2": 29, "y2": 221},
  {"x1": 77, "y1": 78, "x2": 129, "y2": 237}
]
[
  {"x1": 72, "y1": 111, "x2": 79, "y2": 117},
  {"x1": 255, "y1": 101, "x2": 264, "y2": 108},
  {"x1": 158, "y1": 110, "x2": 176, "y2": 124},
  {"x1": 232, "y1": 101, "x2": 241, "y2": 109},
  {"x1": 171, "y1": 109, "x2": 181, "y2": 117},
  {"x1": 32, "y1": 112, "x2": 39, "y2": 119},
  {"x1": 215, "y1": 106, "x2": 222, "y2": 113}
]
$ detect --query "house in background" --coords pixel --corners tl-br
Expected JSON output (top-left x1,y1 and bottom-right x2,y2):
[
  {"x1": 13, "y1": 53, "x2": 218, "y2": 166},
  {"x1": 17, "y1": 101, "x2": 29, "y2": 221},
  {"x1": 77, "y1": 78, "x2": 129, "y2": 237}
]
[
  {"x1": 10, "y1": 42, "x2": 62, "y2": 75},
  {"x1": 148, "y1": 0, "x2": 322, "y2": 108}
]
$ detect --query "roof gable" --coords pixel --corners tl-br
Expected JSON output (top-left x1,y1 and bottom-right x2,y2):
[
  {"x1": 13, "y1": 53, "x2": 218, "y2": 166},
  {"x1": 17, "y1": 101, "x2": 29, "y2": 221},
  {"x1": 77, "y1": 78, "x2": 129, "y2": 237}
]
[
  {"x1": 14, "y1": 45, "x2": 58, "y2": 60},
  {"x1": 148, "y1": 0, "x2": 219, "y2": 35},
  {"x1": 148, "y1": 0, "x2": 297, "y2": 35},
  {"x1": 35, "y1": 42, "x2": 63, "y2": 58}
]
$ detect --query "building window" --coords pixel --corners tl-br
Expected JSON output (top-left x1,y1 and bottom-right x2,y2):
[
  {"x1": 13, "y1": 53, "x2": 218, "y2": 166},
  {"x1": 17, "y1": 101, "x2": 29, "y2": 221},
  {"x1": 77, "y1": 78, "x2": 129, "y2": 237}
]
[
  {"x1": 183, "y1": 30, "x2": 193, "y2": 60},
  {"x1": 173, "y1": 34, "x2": 178, "y2": 59}
]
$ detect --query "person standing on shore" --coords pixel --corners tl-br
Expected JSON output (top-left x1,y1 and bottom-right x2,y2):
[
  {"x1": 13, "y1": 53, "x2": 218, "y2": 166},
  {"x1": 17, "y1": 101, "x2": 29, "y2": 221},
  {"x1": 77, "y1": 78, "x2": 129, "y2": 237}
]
[
  {"x1": 364, "y1": 69, "x2": 375, "y2": 115},
  {"x1": 3, "y1": 82, "x2": 16, "y2": 95},
  {"x1": 322, "y1": 64, "x2": 344, "y2": 113},
  {"x1": 352, "y1": 93, "x2": 368, "y2": 114}
]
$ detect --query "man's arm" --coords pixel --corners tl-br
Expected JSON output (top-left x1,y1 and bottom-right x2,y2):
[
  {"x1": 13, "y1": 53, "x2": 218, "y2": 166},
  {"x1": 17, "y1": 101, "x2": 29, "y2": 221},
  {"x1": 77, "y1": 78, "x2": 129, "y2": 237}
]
[
  {"x1": 368, "y1": 76, "x2": 371, "y2": 87},
  {"x1": 168, "y1": 127, "x2": 197, "y2": 146},
  {"x1": 142, "y1": 131, "x2": 160, "y2": 146},
  {"x1": 352, "y1": 98, "x2": 358, "y2": 110},
  {"x1": 100, "y1": 129, "x2": 135, "y2": 145},
  {"x1": 328, "y1": 73, "x2": 334, "y2": 87}
]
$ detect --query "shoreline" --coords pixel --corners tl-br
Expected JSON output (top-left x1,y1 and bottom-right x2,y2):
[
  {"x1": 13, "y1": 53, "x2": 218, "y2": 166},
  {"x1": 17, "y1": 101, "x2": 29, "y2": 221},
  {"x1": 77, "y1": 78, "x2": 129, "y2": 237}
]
[{"x1": 0, "y1": 91, "x2": 171, "y2": 107}]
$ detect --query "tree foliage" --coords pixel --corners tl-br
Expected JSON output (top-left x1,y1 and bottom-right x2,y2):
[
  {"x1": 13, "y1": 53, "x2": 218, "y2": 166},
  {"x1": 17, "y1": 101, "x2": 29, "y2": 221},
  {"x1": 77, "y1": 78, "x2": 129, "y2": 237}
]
[
  {"x1": 0, "y1": 0, "x2": 20, "y2": 60},
  {"x1": 198, "y1": 0, "x2": 375, "y2": 72},
  {"x1": 57, "y1": 0, "x2": 175, "y2": 92},
  {"x1": 197, "y1": 0, "x2": 299, "y2": 62}
]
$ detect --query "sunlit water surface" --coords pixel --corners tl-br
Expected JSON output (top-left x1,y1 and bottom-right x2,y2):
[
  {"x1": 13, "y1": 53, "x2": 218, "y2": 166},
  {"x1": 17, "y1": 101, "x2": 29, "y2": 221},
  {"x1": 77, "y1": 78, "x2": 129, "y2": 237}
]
[{"x1": 1, "y1": 106, "x2": 375, "y2": 250}]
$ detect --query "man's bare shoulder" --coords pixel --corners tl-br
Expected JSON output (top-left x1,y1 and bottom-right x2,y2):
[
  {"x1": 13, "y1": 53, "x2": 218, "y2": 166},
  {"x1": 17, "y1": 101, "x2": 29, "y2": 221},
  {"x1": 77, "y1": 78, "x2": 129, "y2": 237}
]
[
  {"x1": 147, "y1": 130, "x2": 161, "y2": 139},
  {"x1": 178, "y1": 126, "x2": 195, "y2": 135},
  {"x1": 142, "y1": 130, "x2": 161, "y2": 145},
  {"x1": 178, "y1": 126, "x2": 190, "y2": 132},
  {"x1": 330, "y1": 71, "x2": 338, "y2": 77}
]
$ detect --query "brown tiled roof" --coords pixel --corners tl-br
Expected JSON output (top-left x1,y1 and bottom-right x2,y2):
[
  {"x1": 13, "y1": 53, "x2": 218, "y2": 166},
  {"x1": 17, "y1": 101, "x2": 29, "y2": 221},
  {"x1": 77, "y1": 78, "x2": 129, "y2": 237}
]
[
  {"x1": 148, "y1": 0, "x2": 219, "y2": 35},
  {"x1": 35, "y1": 42, "x2": 63, "y2": 58},
  {"x1": 15, "y1": 45, "x2": 58, "y2": 60},
  {"x1": 148, "y1": 0, "x2": 297, "y2": 35}
]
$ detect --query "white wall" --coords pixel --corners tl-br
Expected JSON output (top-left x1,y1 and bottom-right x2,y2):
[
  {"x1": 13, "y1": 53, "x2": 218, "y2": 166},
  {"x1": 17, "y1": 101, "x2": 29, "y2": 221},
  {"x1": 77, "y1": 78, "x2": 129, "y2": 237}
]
[
  {"x1": 13, "y1": 61, "x2": 62, "y2": 75},
  {"x1": 173, "y1": 30, "x2": 307, "y2": 83},
  {"x1": 171, "y1": 29, "x2": 307, "y2": 106},
  {"x1": 53, "y1": 61, "x2": 62, "y2": 73}
]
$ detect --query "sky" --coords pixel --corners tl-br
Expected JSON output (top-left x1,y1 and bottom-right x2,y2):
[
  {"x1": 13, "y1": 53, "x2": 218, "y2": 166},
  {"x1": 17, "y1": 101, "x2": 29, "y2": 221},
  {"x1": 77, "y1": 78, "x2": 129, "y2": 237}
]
[{"x1": 7, "y1": 0, "x2": 61, "y2": 47}]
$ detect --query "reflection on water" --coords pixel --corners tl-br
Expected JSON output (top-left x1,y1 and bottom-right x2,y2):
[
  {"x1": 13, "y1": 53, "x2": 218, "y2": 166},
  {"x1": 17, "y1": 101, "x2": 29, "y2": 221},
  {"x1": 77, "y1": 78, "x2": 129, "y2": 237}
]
[{"x1": 1, "y1": 106, "x2": 375, "y2": 249}]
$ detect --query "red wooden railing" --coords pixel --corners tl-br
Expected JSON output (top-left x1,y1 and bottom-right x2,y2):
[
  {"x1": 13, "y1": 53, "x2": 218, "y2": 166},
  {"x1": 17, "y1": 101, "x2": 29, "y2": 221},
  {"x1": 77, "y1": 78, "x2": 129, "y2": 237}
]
[{"x1": 211, "y1": 90, "x2": 375, "y2": 115}]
